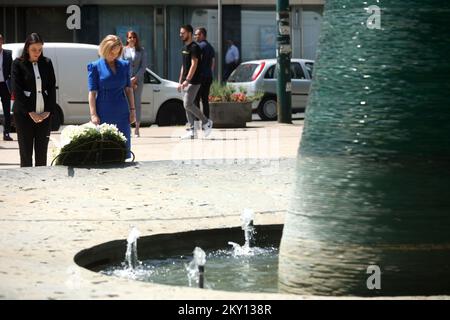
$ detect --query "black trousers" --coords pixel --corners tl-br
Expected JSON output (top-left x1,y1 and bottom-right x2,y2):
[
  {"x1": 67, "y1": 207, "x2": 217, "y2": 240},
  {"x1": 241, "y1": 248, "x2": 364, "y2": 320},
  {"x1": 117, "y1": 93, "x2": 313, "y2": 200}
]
[
  {"x1": 195, "y1": 76, "x2": 213, "y2": 118},
  {"x1": 0, "y1": 82, "x2": 11, "y2": 135},
  {"x1": 14, "y1": 111, "x2": 51, "y2": 167}
]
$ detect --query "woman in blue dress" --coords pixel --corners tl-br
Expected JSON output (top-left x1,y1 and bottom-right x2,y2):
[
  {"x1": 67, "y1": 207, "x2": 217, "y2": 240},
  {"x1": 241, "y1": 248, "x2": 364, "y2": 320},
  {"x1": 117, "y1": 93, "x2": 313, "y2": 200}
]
[{"x1": 87, "y1": 35, "x2": 136, "y2": 158}]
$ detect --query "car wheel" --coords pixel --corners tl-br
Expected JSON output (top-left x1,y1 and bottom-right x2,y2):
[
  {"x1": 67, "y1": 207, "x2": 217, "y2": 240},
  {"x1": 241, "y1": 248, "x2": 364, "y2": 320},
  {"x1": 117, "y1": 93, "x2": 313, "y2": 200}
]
[
  {"x1": 51, "y1": 105, "x2": 63, "y2": 131},
  {"x1": 156, "y1": 100, "x2": 187, "y2": 126},
  {"x1": 257, "y1": 96, "x2": 278, "y2": 121}
]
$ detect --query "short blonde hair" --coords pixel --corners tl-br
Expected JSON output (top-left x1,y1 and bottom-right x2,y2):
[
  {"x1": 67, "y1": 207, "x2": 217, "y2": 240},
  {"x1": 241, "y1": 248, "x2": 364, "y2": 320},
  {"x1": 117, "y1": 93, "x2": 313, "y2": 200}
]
[{"x1": 98, "y1": 35, "x2": 123, "y2": 58}]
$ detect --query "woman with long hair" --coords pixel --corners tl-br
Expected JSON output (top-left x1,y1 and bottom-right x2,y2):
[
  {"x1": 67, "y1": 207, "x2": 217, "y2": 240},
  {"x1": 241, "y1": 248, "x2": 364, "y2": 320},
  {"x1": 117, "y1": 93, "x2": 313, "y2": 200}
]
[
  {"x1": 122, "y1": 30, "x2": 147, "y2": 137},
  {"x1": 11, "y1": 33, "x2": 56, "y2": 167}
]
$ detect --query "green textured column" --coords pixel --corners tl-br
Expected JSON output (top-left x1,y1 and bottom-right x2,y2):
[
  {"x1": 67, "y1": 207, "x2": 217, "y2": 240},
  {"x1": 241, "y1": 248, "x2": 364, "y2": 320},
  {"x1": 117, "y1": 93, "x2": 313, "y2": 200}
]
[{"x1": 279, "y1": 0, "x2": 450, "y2": 296}]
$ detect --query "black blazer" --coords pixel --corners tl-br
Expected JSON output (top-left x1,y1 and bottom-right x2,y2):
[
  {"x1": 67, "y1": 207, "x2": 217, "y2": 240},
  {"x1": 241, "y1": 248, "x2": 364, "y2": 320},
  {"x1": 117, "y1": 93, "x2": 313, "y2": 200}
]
[
  {"x1": 11, "y1": 56, "x2": 56, "y2": 116},
  {"x1": 1, "y1": 49, "x2": 12, "y2": 81},
  {"x1": 1, "y1": 49, "x2": 12, "y2": 91}
]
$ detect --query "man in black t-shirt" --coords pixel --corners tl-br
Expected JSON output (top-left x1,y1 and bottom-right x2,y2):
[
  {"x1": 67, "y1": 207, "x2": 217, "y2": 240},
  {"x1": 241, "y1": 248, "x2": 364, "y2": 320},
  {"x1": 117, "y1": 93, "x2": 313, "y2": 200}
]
[
  {"x1": 177, "y1": 24, "x2": 213, "y2": 139},
  {"x1": 194, "y1": 27, "x2": 215, "y2": 118}
]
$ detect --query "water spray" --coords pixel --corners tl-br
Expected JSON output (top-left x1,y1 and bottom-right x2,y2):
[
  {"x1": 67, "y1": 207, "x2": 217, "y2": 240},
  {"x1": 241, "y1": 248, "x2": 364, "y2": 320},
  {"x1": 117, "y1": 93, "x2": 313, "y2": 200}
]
[{"x1": 193, "y1": 247, "x2": 206, "y2": 288}]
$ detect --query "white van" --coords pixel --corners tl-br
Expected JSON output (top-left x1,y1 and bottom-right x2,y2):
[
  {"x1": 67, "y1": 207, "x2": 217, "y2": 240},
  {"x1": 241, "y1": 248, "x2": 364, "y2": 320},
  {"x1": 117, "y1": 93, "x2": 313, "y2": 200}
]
[{"x1": 1, "y1": 43, "x2": 185, "y2": 131}]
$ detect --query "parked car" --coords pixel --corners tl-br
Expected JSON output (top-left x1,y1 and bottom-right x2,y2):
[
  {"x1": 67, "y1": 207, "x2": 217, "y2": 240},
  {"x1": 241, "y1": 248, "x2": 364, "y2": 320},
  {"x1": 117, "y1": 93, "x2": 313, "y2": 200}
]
[
  {"x1": 0, "y1": 43, "x2": 185, "y2": 131},
  {"x1": 227, "y1": 58, "x2": 314, "y2": 120}
]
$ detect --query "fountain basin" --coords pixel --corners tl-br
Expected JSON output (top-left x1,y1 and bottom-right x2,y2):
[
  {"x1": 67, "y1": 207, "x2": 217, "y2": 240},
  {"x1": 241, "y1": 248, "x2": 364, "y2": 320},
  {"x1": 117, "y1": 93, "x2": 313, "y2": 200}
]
[{"x1": 76, "y1": 225, "x2": 283, "y2": 293}]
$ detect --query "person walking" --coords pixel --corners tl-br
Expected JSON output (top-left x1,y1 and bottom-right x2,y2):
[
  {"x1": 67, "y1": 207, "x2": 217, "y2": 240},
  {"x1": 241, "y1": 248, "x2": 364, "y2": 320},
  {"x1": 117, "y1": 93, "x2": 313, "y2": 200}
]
[
  {"x1": 194, "y1": 27, "x2": 215, "y2": 118},
  {"x1": 87, "y1": 35, "x2": 136, "y2": 158},
  {"x1": 223, "y1": 39, "x2": 239, "y2": 81},
  {"x1": 122, "y1": 30, "x2": 147, "y2": 138},
  {"x1": 177, "y1": 24, "x2": 212, "y2": 139},
  {"x1": 0, "y1": 33, "x2": 13, "y2": 141},
  {"x1": 11, "y1": 33, "x2": 56, "y2": 167}
]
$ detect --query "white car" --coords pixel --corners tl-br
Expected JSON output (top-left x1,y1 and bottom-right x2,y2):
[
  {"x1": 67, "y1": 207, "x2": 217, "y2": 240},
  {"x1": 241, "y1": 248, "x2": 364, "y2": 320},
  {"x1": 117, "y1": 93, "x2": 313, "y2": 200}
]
[
  {"x1": 227, "y1": 58, "x2": 314, "y2": 120},
  {"x1": 0, "y1": 43, "x2": 185, "y2": 131}
]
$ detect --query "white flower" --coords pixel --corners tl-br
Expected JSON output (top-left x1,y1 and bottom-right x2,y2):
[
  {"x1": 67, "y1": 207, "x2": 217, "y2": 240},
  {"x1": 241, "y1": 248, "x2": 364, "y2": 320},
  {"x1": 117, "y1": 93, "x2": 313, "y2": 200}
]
[
  {"x1": 59, "y1": 122, "x2": 127, "y2": 148},
  {"x1": 60, "y1": 125, "x2": 86, "y2": 147},
  {"x1": 98, "y1": 123, "x2": 127, "y2": 142},
  {"x1": 80, "y1": 122, "x2": 97, "y2": 130}
]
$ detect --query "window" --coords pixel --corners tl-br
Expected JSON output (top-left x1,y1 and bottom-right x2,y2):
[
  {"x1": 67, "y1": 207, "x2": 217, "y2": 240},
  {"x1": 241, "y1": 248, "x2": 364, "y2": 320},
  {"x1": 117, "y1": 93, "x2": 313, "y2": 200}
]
[
  {"x1": 264, "y1": 63, "x2": 306, "y2": 79},
  {"x1": 241, "y1": 10, "x2": 277, "y2": 61},
  {"x1": 305, "y1": 62, "x2": 314, "y2": 79},
  {"x1": 144, "y1": 70, "x2": 160, "y2": 84},
  {"x1": 264, "y1": 65, "x2": 276, "y2": 79},
  {"x1": 291, "y1": 63, "x2": 305, "y2": 79},
  {"x1": 227, "y1": 64, "x2": 258, "y2": 83},
  {"x1": 99, "y1": 6, "x2": 153, "y2": 78}
]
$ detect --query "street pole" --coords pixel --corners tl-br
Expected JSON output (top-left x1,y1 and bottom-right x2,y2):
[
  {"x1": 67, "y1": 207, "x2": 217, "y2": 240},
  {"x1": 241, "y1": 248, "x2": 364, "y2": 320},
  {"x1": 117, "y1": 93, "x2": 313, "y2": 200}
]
[
  {"x1": 218, "y1": 0, "x2": 223, "y2": 84},
  {"x1": 276, "y1": 0, "x2": 292, "y2": 123}
]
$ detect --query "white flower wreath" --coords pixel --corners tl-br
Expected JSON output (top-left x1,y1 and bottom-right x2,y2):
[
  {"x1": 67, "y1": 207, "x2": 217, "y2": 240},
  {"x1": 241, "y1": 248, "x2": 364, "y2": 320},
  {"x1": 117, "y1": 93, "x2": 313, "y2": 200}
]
[{"x1": 52, "y1": 123, "x2": 128, "y2": 166}]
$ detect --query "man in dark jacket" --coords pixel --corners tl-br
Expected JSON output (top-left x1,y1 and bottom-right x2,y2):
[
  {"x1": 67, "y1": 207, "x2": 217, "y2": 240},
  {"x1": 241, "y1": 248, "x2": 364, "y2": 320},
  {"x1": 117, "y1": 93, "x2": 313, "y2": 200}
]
[
  {"x1": 194, "y1": 27, "x2": 215, "y2": 118},
  {"x1": 0, "y1": 34, "x2": 13, "y2": 141}
]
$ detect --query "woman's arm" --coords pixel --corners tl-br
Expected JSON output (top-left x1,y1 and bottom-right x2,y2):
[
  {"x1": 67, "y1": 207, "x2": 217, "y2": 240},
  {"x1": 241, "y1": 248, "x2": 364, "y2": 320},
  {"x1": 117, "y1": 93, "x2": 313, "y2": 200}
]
[
  {"x1": 11, "y1": 60, "x2": 30, "y2": 113},
  {"x1": 46, "y1": 59, "x2": 57, "y2": 114},
  {"x1": 125, "y1": 87, "x2": 136, "y2": 124},
  {"x1": 87, "y1": 62, "x2": 100, "y2": 124},
  {"x1": 136, "y1": 49, "x2": 147, "y2": 82},
  {"x1": 89, "y1": 91, "x2": 100, "y2": 125},
  {"x1": 123, "y1": 60, "x2": 136, "y2": 123}
]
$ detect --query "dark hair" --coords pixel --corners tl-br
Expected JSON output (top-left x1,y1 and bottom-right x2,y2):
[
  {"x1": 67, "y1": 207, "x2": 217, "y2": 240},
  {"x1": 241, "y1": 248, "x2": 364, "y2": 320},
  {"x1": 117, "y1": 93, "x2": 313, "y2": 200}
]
[
  {"x1": 181, "y1": 24, "x2": 193, "y2": 34},
  {"x1": 126, "y1": 30, "x2": 142, "y2": 51},
  {"x1": 196, "y1": 27, "x2": 207, "y2": 37},
  {"x1": 20, "y1": 33, "x2": 44, "y2": 61}
]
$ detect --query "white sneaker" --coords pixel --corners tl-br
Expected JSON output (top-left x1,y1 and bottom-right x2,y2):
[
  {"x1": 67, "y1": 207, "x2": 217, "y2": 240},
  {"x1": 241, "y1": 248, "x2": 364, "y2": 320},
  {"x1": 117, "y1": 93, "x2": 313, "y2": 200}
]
[
  {"x1": 180, "y1": 129, "x2": 197, "y2": 140},
  {"x1": 202, "y1": 119, "x2": 213, "y2": 138}
]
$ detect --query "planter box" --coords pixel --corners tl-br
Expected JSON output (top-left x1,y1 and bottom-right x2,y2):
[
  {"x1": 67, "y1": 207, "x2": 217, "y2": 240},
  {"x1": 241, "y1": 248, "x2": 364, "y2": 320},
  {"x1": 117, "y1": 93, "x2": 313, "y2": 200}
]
[{"x1": 210, "y1": 102, "x2": 252, "y2": 128}]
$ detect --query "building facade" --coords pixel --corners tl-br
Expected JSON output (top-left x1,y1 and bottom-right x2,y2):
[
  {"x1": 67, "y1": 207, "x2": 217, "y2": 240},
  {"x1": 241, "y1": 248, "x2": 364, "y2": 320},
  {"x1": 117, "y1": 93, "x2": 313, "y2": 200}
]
[{"x1": 1, "y1": 0, "x2": 324, "y2": 81}]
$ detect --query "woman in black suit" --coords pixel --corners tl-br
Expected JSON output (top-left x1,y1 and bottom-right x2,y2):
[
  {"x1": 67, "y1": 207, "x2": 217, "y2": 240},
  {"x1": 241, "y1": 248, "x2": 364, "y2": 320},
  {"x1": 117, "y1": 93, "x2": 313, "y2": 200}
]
[{"x1": 12, "y1": 33, "x2": 56, "y2": 167}]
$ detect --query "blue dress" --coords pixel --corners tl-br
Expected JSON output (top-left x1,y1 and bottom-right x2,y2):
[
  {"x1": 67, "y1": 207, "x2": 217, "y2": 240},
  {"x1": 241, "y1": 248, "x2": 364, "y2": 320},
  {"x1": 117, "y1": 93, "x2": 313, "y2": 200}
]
[{"x1": 87, "y1": 58, "x2": 132, "y2": 158}]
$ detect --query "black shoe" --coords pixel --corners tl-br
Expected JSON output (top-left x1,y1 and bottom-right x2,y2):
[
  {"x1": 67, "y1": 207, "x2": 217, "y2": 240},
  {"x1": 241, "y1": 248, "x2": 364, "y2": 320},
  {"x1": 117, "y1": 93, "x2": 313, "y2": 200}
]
[{"x1": 3, "y1": 135, "x2": 13, "y2": 141}]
